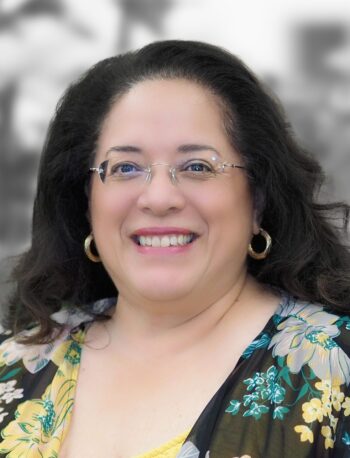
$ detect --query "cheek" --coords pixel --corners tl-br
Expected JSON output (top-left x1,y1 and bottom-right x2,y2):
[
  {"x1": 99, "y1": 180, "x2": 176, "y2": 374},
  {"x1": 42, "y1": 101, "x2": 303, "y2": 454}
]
[
  {"x1": 89, "y1": 185, "x2": 132, "y2": 239},
  {"x1": 195, "y1": 181, "x2": 255, "y2": 229}
]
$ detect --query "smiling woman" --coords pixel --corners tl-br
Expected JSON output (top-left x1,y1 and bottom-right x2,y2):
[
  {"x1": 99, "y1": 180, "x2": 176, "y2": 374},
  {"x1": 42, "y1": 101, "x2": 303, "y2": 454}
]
[
  {"x1": 0, "y1": 40, "x2": 350, "y2": 458},
  {"x1": 87, "y1": 78, "x2": 256, "y2": 307}
]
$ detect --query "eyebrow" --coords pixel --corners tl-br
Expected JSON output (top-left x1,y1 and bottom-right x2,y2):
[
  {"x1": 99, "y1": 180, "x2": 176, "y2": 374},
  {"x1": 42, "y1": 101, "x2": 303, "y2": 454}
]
[{"x1": 105, "y1": 144, "x2": 222, "y2": 157}]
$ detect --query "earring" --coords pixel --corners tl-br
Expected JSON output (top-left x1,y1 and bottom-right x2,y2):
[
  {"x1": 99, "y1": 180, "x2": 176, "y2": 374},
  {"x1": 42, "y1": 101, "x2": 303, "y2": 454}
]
[
  {"x1": 84, "y1": 233, "x2": 101, "y2": 263},
  {"x1": 248, "y1": 228, "x2": 272, "y2": 260}
]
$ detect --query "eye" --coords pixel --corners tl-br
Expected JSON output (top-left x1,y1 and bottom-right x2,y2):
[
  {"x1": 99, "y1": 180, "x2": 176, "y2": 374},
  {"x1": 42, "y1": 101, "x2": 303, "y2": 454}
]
[
  {"x1": 182, "y1": 161, "x2": 216, "y2": 174},
  {"x1": 108, "y1": 161, "x2": 143, "y2": 179}
]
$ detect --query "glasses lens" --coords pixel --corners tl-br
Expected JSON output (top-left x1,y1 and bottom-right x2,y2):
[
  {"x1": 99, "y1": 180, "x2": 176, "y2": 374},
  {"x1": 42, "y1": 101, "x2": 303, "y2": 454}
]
[
  {"x1": 104, "y1": 158, "x2": 146, "y2": 182},
  {"x1": 100, "y1": 154, "x2": 230, "y2": 186},
  {"x1": 174, "y1": 156, "x2": 220, "y2": 182}
]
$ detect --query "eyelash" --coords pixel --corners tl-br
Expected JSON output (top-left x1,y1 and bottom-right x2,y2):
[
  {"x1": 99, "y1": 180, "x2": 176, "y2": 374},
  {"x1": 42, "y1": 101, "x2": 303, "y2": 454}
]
[
  {"x1": 185, "y1": 162, "x2": 213, "y2": 173},
  {"x1": 110, "y1": 162, "x2": 140, "y2": 175},
  {"x1": 109, "y1": 161, "x2": 215, "y2": 175}
]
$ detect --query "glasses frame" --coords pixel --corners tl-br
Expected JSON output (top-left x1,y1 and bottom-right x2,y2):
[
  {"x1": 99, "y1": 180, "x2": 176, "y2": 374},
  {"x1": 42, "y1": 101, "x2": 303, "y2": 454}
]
[{"x1": 89, "y1": 159, "x2": 246, "y2": 185}]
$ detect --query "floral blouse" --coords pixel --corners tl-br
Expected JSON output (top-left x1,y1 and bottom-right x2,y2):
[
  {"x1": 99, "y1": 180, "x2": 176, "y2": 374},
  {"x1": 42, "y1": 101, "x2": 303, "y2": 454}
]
[{"x1": 1, "y1": 293, "x2": 350, "y2": 457}]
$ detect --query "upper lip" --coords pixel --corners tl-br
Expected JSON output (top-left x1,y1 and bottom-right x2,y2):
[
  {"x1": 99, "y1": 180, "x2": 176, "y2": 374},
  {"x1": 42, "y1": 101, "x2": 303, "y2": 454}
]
[{"x1": 132, "y1": 227, "x2": 197, "y2": 237}]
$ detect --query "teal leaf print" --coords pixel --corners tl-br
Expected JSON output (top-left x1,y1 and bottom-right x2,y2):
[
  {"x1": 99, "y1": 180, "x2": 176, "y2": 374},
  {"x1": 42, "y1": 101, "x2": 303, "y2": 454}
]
[
  {"x1": 0, "y1": 368, "x2": 22, "y2": 382},
  {"x1": 336, "y1": 315, "x2": 350, "y2": 328},
  {"x1": 257, "y1": 380, "x2": 286, "y2": 404},
  {"x1": 273, "y1": 406, "x2": 290, "y2": 420},
  {"x1": 294, "y1": 383, "x2": 309, "y2": 404},
  {"x1": 342, "y1": 432, "x2": 350, "y2": 446},
  {"x1": 259, "y1": 385, "x2": 272, "y2": 401},
  {"x1": 225, "y1": 400, "x2": 241, "y2": 415},
  {"x1": 18, "y1": 422, "x2": 31, "y2": 434},
  {"x1": 269, "y1": 384, "x2": 286, "y2": 404},
  {"x1": 301, "y1": 364, "x2": 317, "y2": 381},
  {"x1": 266, "y1": 365, "x2": 278, "y2": 381},
  {"x1": 243, "y1": 392, "x2": 260, "y2": 406},
  {"x1": 226, "y1": 364, "x2": 290, "y2": 424},
  {"x1": 278, "y1": 366, "x2": 294, "y2": 389},
  {"x1": 243, "y1": 402, "x2": 269, "y2": 420},
  {"x1": 242, "y1": 333, "x2": 271, "y2": 359},
  {"x1": 277, "y1": 356, "x2": 285, "y2": 368},
  {"x1": 243, "y1": 373, "x2": 265, "y2": 391},
  {"x1": 273, "y1": 314, "x2": 284, "y2": 326}
]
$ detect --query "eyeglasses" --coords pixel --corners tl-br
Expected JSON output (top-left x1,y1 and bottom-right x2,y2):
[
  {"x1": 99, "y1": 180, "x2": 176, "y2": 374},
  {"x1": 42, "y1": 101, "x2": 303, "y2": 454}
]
[{"x1": 89, "y1": 154, "x2": 246, "y2": 188}]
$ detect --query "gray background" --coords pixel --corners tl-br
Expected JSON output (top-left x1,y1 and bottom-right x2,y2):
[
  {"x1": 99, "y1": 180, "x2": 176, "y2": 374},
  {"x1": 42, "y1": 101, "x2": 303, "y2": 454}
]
[{"x1": 0, "y1": 0, "x2": 349, "y2": 310}]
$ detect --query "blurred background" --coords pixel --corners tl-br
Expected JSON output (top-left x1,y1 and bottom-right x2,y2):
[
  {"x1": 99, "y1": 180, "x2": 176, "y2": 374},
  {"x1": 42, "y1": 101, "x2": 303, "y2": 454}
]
[{"x1": 0, "y1": 0, "x2": 349, "y2": 308}]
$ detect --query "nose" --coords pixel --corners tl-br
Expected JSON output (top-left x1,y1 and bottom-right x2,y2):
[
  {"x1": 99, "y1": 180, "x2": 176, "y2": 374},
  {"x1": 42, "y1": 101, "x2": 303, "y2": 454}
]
[{"x1": 136, "y1": 163, "x2": 186, "y2": 215}]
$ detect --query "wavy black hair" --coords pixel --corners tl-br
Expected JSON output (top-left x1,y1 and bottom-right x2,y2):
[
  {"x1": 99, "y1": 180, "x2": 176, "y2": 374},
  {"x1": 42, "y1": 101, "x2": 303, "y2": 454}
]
[{"x1": 5, "y1": 40, "x2": 350, "y2": 343}]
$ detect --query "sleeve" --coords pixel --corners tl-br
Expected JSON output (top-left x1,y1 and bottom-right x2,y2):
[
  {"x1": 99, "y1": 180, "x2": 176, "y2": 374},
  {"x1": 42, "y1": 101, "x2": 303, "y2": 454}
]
[
  {"x1": 332, "y1": 316, "x2": 350, "y2": 457},
  {"x1": 0, "y1": 332, "x2": 27, "y2": 435}
]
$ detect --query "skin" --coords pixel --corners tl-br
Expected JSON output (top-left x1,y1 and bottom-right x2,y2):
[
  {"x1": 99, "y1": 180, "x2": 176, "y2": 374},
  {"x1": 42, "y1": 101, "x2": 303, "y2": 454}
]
[
  {"x1": 59, "y1": 79, "x2": 280, "y2": 457},
  {"x1": 89, "y1": 78, "x2": 265, "y2": 336}
]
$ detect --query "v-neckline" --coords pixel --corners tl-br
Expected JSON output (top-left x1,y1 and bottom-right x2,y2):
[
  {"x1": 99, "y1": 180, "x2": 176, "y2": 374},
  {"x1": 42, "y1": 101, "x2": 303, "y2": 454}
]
[{"x1": 64, "y1": 291, "x2": 290, "y2": 456}]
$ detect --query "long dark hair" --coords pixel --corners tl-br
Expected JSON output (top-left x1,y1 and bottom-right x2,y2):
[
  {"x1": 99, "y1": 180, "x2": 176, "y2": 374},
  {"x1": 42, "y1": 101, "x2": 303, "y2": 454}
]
[{"x1": 5, "y1": 40, "x2": 350, "y2": 343}]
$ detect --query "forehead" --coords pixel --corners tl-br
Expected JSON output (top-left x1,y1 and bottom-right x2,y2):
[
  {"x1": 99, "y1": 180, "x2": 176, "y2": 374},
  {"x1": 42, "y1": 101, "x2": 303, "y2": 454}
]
[{"x1": 96, "y1": 79, "x2": 233, "y2": 159}]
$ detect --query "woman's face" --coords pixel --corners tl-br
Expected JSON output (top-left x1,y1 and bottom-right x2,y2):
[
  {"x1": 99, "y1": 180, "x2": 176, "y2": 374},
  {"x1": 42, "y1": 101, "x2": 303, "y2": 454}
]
[{"x1": 90, "y1": 79, "x2": 259, "y2": 306}]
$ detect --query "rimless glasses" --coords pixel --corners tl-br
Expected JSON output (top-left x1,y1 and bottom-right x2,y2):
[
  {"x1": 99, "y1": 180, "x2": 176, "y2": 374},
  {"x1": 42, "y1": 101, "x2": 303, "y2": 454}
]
[{"x1": 89, "y1": 153, "x2": 246, "y2": 188}]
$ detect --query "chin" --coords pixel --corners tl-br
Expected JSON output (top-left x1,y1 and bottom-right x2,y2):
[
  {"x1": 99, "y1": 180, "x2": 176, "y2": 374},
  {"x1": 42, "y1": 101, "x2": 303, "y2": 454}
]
[{"x1": 133, "y1": 279, "x2": 194, "y2": 303}]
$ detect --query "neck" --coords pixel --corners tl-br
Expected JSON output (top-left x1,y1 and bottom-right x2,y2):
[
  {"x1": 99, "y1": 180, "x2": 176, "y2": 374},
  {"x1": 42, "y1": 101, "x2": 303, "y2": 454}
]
[{"x1": 90, "y1": 274, "x2": 274, "y2": 359}]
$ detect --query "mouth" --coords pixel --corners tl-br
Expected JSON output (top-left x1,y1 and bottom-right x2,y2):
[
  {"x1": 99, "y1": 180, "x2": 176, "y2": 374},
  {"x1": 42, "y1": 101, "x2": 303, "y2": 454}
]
[{"x1": 131, "y1": 233, "x2": 199, "y2": 248}]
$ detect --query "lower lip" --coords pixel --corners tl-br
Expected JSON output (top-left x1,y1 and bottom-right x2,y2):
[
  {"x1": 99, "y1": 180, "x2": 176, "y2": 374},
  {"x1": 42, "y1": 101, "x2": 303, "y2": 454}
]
[{"x1": 133, "y1": 238, "x2": 197, "y2": 255}]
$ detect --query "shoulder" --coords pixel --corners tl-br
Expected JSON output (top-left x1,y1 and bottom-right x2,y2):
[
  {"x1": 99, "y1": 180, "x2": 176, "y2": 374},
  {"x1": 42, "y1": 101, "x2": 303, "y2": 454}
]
[
  {"x1": 269, "y1": 294, "x2": 350, "y2": 386},
  {"x1": 0, "y1": 297, "x2": 115, "y2": 377},
  {"x1": 0, "y1": 302, "x2": 99, "y2": 374},
  {"x1": 0, "y1": 305, "x2": 95, "y2": 455}
]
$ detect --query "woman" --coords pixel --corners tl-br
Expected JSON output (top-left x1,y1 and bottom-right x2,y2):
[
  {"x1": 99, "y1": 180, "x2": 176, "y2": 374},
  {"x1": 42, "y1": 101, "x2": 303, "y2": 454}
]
[{"x1": 0, "y1": 40, "x2": 350, "y2": 458}]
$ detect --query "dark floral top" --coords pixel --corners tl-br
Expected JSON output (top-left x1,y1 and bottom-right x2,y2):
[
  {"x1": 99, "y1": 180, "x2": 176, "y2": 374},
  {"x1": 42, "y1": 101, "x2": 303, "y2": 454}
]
[{"x1": 1, "y1": 293, "x2": 350, "y2": 457}]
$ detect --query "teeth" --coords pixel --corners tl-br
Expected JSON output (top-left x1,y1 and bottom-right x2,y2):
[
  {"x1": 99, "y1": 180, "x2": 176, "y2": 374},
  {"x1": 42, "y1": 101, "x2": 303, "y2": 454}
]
[
  {"x1": 170, "y1": 235, "x2": 177, "y2": 246},
  {"x1": 137, "y1": 234, "x2": 194, "y2": 247},
  {"x1": 161, "y1": 236, "x2": 169, "y2": 247}
]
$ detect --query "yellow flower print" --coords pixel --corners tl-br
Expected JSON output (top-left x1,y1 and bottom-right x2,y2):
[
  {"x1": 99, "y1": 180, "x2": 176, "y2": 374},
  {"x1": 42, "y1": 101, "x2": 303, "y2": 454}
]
[
  {"x1": 295, "y1": 380, "x2": 345, "y2": 450},
  {"x1": 321, "y1": 426, "x2": 334, "y2": 449},
  {"x1": 330, "y1": 386, "x2": 345, "y2": 412},
  {"x1": 321, "y1": 398, "x2": 332, "y2": 417},
  {"x1": 302, "y1": 398, "x2": 324, "y2": 423},
  {"x1": 342, "y1": 397, "x2": 350, "y2": 416},
  {"x1": 315, "y1": 381, "x2": 345, "y2": 416},
  {"x1": 315, "y1": 379, "x2": 332, "y2": 395},
  {"x1": 0, "y1": 334, "x2": 82, "y2": 457},
  {"x1": 0, "y1": 399, "x2": 62, "y2": 457},
  {"x1": 294, "y1": 425, "x2": 314, "y2": 443},
  {"x1": 329, "y1": 414, "x2": 338, "y2": 430},
  {"x1": 51, "y1": 329, "x2": 84, "y2": 368}
]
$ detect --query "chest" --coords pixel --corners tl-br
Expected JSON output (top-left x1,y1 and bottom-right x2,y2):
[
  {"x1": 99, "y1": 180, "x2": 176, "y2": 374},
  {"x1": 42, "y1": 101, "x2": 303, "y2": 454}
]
[
  {"x1": 59, "y1": 342, "x2": 246, "y2": 457},
  {"x1": 59, "y1": 302, "x2": 279, "y2": 457}
]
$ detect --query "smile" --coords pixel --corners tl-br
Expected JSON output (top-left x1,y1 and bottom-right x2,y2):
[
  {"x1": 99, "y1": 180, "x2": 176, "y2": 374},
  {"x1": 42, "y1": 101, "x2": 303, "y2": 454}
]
[{"x1": 133, "y1": 233, "x2": 197, "y2": 247}]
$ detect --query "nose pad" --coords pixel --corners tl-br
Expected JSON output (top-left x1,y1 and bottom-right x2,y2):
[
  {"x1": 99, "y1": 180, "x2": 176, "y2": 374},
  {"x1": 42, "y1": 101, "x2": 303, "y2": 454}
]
[
  {"x1": 137, "y1": 163, "x2": 185, "y2": 214},
  {"x1": 145, "y1": 162, "x2": 178, "y2": 185}
]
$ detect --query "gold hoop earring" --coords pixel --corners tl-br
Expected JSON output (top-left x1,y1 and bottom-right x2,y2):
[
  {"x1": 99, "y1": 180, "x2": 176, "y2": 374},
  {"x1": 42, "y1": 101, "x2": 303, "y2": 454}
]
[
  {"x1": 84, "y1": 234, "x2": 101, "y2": 263},
  {"x1": 248, "y1": 228, "x2": 272, "y2": 260}
]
